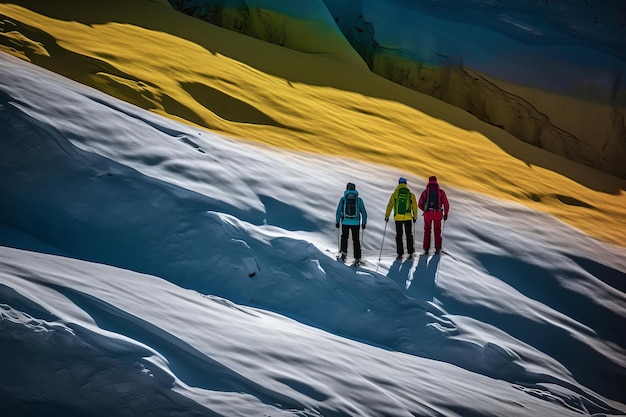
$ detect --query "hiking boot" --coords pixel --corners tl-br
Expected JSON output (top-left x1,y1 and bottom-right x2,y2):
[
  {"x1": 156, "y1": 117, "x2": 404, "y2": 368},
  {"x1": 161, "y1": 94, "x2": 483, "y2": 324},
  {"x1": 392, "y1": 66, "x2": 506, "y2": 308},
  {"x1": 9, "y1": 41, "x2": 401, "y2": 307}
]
[
  {"x1": 396, "y1": 254, "x2": 403, "y2": 260},
  {"x1": 423, "y1": 249, "x2": 429, "y2": 255},
  {"x1": 340, "y1": 253, "x2": 347, "y2": 262},
  {"x1": 435, "y1": 248, "x2": 441, "y2": 255}
]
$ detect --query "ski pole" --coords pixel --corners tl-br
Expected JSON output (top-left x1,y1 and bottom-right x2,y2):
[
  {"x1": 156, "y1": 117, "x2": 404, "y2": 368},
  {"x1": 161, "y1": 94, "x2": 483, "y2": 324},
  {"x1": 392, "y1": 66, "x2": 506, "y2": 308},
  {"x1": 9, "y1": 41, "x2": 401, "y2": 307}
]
[
  {"x1": 337, "y1": 221, "x2": 341, "y2": 256},
  {"x1": 359, "y1": 227, "x2": 364, "y2": 253},
  {"x1": 358, "y1": 225, "x2": 365, "y2": 264},
  {"x1": 412, "y1": 215, "x2": 416, "y2": 253},
  {"x1": 434, "y1": 217, "x2": 445, "y2": 285},
  {"x1": 440, "y1": 216, "x2": 446, "y2": 251},
  {"x1": 376, "y1": 221, "x2": 388, "y2": 272}
]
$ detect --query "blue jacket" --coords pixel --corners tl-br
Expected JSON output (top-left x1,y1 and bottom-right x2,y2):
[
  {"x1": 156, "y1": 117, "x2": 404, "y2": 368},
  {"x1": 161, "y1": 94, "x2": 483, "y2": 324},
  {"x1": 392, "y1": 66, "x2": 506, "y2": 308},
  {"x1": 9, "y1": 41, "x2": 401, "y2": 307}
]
[{"x1": 336, "y1": 189, "x2": 367, "y2": 226}]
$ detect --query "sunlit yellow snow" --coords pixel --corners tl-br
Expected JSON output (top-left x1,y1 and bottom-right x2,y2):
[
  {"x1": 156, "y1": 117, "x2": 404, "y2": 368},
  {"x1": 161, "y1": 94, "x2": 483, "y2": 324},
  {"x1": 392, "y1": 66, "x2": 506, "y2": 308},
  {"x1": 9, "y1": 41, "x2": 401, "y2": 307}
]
[{"x1": 1, "y1": 0, "x2": 624, "y2": 246}]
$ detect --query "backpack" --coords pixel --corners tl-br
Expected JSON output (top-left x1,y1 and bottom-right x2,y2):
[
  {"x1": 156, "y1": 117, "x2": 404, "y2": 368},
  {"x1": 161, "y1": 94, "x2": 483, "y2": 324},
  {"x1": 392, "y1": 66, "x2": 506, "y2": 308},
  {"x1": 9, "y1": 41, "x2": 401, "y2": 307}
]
[
  {"x1": 343, "y1": 192, "x2": 358, "y2": 218},
  {"x1": 395, "y1": 187, "x2": 411, "y2": 215},
  {"x1": 426, "y1": 184, "x2": 440, "y2": 211}
]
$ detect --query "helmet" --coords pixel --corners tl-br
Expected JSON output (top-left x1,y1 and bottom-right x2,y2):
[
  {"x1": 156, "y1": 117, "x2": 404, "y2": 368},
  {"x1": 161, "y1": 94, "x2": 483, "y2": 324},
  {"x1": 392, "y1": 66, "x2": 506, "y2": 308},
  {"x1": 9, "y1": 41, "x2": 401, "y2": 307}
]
[
  {"x1": 398, "y1": 177, "x2": 407, "y2": 184},
  {"x1": 346, "y1": 182, "x2": 356, "y2": 190}
]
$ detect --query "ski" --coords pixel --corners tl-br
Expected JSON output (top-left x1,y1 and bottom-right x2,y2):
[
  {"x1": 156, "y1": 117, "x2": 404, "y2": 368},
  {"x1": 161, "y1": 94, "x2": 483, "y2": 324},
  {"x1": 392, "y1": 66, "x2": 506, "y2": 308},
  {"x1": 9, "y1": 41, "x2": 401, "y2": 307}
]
[
  {"x1": 422, "y1": 250, "x2": 442, "y2": 256},
  {"x1": 334, "y1": 253, "x2": 368, "y2": 268},
  {"x1": 336, "y1": 256, "x2": 367, "y2": 267},
  {"x1": 394, "y1": 253, "x2": 418, "y2": 260}
]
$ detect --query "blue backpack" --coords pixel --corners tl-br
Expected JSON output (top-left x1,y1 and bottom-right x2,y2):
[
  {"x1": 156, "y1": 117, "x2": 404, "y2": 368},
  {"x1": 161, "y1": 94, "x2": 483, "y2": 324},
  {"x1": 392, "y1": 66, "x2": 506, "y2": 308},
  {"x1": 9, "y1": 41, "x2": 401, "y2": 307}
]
[{"x1": 344, "y1": 192, "x2": 358, "y2": 219}]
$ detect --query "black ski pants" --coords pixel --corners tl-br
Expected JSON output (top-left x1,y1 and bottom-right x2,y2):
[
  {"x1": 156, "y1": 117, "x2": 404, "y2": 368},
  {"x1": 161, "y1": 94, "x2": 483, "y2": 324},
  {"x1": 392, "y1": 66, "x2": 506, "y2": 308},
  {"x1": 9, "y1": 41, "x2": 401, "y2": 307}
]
[
  {"x1": 395, "y1": 220, "x2": 414, "y2": 256},
  {"x1": 340, "y1": 224, "x2": 362, "y2": 259}
]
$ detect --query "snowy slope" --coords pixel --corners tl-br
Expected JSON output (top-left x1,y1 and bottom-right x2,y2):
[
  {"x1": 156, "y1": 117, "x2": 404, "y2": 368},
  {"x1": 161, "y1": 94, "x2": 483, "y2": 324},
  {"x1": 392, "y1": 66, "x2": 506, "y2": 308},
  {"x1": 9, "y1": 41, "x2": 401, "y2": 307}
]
[{"x1": 1, "y1": 52, "x2": 625, "y2": 416}]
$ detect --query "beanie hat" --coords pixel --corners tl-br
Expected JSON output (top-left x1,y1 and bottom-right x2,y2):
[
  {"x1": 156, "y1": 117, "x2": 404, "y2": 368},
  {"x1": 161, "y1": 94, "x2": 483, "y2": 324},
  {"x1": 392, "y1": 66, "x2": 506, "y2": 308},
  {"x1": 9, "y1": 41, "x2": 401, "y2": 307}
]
[
  {"x1": 399, "y1": 177, "x2": 407, "y2": 184},
  {"x1": 429, "y1": 176, "x2": 437, "y2": 182},
  {"x1": 346, "y1": 182, "x2": 356, "y2": 190}
]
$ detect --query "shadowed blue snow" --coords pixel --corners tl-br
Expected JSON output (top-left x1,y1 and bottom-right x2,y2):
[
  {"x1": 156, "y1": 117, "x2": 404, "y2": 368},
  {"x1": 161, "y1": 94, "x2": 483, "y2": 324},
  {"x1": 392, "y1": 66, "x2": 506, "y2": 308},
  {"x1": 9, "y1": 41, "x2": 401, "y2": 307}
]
[
  {"x1": 1, "y1": 50, "x2": 625, "y2": 417},
  {"x1": 321, "y1": 0, "x2": 626, "y2": 97},
  {"x1": 177, "y1": 0, "x2": 626, "y2": 100}
]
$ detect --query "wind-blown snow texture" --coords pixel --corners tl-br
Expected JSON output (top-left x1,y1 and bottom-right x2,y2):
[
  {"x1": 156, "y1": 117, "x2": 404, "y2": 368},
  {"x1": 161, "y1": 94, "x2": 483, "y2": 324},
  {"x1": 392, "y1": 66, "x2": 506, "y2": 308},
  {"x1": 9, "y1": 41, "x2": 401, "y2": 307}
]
[{"x1": 1, "y1": 49, "x2": 625, "y2": 416}]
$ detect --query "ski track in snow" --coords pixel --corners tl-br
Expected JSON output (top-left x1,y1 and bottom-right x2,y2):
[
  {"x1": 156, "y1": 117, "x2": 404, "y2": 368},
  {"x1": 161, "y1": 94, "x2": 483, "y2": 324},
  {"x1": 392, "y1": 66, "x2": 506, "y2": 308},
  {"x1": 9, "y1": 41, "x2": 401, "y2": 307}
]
[{"x1": 1, "y1": 53, "x2": 625, "y2": 416}]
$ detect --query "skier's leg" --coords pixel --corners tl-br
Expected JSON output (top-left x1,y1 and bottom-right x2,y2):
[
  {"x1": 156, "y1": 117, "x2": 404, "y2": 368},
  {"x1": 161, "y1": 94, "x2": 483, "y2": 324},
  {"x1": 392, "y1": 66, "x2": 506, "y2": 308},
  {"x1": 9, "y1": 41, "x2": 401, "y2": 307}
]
[
  {"x1": 405, "y1": 220, "x2": 415, "y2": 254},
  {"x1": 340, "y1": 224, "x2": 349, "y2": 258},
  {"x1": 352, "y1": 225, "x2": 362, "y2": 259},
  {"x1": 395, "y1": 221, "x2": 404, "y2": 255},
  {"x1": 423, "y1": 212, "x2": 433, "y2": 251},
  {"x1": 434, "y1": 216, "x2": 443, "y2": 250}
]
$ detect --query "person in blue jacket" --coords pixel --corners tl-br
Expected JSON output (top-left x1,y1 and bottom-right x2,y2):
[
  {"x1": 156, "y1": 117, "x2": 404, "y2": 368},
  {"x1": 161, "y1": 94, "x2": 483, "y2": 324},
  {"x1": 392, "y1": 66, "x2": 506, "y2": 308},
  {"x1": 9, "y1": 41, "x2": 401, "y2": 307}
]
[{"x1": 335, "y1": 182, "x2": 368, "y2": 263}]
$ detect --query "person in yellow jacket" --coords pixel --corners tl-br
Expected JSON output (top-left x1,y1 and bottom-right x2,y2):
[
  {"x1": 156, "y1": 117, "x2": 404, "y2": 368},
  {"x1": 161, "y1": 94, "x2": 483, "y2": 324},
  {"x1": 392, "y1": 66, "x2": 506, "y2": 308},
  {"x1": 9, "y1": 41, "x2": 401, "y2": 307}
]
[{"x1": 385, "y1": 178, "x2": 418, "y2": 259}]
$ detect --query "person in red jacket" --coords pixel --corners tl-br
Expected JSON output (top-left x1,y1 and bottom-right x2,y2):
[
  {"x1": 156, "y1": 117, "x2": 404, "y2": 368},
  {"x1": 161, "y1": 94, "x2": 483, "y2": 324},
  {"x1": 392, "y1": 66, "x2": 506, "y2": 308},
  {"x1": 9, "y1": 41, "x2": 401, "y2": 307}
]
[{"x1": 418, "y1": 176, "x2": 450, "y2": 255}]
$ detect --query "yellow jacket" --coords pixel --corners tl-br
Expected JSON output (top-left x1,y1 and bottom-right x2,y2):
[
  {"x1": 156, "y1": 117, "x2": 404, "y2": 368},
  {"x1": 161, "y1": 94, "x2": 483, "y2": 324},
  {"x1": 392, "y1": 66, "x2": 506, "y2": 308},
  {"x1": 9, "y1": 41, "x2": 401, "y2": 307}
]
[{"x1": 385, "y1": 184, "x2": 418, "y2": 221}]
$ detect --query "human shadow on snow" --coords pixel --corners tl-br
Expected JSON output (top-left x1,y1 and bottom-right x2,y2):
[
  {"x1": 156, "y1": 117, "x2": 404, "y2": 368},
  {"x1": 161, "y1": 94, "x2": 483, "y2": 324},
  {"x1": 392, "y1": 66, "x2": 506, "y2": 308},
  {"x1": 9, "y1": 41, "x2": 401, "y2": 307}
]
[
  {"x1": 385, "y1": 252, "x2": 625, "y2": 410},
  {"x1": 386, "y1": 255, "x2": 442, "y2": 302}
]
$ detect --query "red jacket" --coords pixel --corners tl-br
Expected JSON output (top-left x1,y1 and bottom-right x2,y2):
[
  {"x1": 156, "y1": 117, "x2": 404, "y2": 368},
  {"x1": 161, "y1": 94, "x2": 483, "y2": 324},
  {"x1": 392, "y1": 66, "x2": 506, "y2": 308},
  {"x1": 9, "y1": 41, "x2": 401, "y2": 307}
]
[{"x1": 418, "y1": 178, "x2": 450, "y2": 216}]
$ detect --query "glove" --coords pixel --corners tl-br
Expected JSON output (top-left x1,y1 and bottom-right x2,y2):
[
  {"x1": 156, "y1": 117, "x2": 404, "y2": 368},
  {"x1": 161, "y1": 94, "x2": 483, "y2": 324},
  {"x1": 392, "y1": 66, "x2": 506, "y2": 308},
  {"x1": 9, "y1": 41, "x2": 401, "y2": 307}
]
[
  {"x1": 443, "y1": 214, "x2": 448, "y2": 221},
  {"x1": 384, "y1": 217, "x2": 389, "y2": 222},
  {"x1": 362, "y1": 224, "x2": 366, "y2": 229},
  {"x1": 412, "y1": 218, "x2": 417, "y2": 223},
  {"x1": 335, "y1": 222, "x2": 339, "y2": 228}
]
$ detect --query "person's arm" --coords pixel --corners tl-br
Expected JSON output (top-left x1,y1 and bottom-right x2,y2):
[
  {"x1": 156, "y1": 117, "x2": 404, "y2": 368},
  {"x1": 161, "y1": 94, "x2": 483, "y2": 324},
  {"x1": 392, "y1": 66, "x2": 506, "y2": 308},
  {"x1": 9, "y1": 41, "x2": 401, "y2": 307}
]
[
  {"x1": 411, "y1": 192, "x2": 418, "y2": 221},
  {"x1": 441, "y1": 190, "x2": 450, "y2": 219},
  {"x1": 359, "y1": 198, "x2": 368, "y2": 226},
  {"x1": 335, "y1": 197, "x2": 344, "y2": 224}
]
